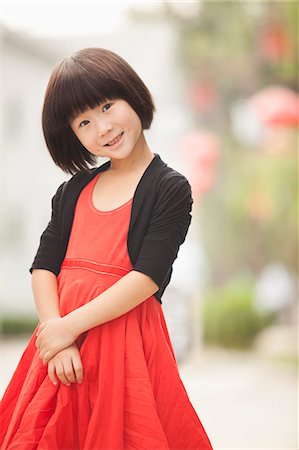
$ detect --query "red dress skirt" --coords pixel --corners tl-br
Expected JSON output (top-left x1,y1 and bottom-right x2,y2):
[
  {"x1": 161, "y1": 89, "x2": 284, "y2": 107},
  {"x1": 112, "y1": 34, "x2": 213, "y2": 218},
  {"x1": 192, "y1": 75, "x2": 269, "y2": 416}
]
[{"x1": 0, "y1": 172, "x2": 214, "y2": 450}]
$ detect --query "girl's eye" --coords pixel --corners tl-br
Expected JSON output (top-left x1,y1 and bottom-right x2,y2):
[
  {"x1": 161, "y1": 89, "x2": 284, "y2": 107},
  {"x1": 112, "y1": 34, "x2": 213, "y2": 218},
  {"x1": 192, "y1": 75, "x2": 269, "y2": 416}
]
[
  {"x1": 79, "y1": 120, "x2": 89, "y2": 128},
  {"x1": 102, "y1": 102, "x2": 113, "y2": 112}
]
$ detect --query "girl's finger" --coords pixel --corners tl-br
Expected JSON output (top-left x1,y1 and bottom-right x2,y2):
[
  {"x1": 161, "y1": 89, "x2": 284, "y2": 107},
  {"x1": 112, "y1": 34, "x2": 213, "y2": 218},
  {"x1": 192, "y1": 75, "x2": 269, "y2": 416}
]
[
  {"x1": 36, "y1": 334, "x2": 43, "y2": 348},
  {"x1": 43, "y1": 351, "x2": 51, "y2": 364},
  {"x1": 48, "y1": 362, "x2": 58, "y2": 386},
  {"x1": 36, "y1": 323, "x2": 44, "y2": 334},
  {"x1": 63, "y1": 359, "x2": 77, "y2": 384},
  {"x1": 45, "y1": 348, "x2": 57, "y2": 364},
  {"x1": 72, "y1": 355, "x2": 84, "y2": 384},
  {"x1": 55, "y1": 360, "x2": 71, "y2": 386},
  {"x1": 40, "y1": 351, "x2": 47, "y2": 364}
]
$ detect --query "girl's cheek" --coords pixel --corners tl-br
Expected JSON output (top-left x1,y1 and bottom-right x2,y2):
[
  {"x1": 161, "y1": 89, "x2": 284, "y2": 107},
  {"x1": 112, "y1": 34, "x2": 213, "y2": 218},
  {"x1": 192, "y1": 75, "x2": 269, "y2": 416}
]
[
  {"x1": 78, "y1": 134, "x2": 90, "y2": 148},
  {"x1": 83, "y1": 129, "x2": 94, "y2": 144}
]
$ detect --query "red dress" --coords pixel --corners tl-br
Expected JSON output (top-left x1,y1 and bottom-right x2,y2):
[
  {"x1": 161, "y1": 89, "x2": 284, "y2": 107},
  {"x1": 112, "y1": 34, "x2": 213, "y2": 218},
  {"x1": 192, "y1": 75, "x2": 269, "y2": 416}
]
[{"x1": 0, "y1": 172, "x2": 214, "y2": 450}]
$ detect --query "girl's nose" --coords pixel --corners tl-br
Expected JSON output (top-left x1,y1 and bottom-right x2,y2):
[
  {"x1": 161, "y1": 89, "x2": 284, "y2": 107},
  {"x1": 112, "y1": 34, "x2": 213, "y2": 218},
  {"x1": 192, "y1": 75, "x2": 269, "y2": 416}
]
[{"x1": 96, "y1": 119, "x2": 112, "y2": 137}]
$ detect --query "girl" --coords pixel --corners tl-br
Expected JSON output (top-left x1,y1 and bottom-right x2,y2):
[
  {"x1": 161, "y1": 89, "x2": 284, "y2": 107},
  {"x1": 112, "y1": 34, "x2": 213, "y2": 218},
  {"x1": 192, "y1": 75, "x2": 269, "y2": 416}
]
[{"x1": 0, "y1": 47, "x2": 214, "y2": 450}]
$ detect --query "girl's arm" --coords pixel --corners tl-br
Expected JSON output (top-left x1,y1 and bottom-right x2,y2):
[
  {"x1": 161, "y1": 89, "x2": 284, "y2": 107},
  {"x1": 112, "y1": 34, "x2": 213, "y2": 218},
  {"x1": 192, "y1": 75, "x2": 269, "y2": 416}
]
[
  {"x1": 63, "y1": 270, "x2": 158, "y2": 336},
  {"x1": 35, "y1": 271, "x2": 158, "y2": 363},
  {"x1": 32, "y1": 269, "x2": 61, "y2": 322}
]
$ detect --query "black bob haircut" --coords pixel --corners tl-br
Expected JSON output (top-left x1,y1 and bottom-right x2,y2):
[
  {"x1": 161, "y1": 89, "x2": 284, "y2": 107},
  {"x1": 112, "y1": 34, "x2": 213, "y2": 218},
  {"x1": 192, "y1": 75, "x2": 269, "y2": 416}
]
[{"x1": 42, "y1": 47, "x2": 156, "y2": 174}]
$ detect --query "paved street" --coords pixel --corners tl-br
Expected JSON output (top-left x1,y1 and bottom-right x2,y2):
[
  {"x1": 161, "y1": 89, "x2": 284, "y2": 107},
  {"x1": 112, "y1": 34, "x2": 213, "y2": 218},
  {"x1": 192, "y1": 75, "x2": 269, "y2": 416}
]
[
  {"x1": 179, "y1": 346, "x2": 298, "y2": 449},
  {"x1": 1, "y1": 337, "x2": 298, "y2": 449}
]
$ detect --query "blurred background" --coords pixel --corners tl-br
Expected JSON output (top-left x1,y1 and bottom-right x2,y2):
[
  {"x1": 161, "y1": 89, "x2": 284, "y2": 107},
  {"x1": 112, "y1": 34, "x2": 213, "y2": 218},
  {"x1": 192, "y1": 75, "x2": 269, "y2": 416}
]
[{"x1": 1, "y1": 1, "x2": 298, "y2": 448}]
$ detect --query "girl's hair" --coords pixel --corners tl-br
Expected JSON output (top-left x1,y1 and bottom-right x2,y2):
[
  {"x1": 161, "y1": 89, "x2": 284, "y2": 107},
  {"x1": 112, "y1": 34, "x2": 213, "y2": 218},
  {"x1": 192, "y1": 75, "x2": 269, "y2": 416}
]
[{"x1": 42, "y1": 47, "x2": 156, "y2": 174}]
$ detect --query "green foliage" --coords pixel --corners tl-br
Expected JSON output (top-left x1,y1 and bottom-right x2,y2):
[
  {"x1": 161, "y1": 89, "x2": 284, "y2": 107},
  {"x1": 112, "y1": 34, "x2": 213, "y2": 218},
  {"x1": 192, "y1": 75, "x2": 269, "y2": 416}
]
[
  {"x1": 199, "y1": 147, "x2": 298, "y2": 281},
  {"x1": 202, "y1": 277, "x2": 276, "y2": 349},
  {"x1": 0, "y1": 315, "x2": 39, "y2": 336}
]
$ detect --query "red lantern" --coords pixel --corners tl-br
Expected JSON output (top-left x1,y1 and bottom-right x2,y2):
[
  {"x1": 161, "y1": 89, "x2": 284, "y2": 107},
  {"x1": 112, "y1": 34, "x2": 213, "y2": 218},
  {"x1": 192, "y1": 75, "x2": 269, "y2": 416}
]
[
  {"x1": 180, "y1": 129, "x2": 220, "y2": 197},
  {"x1": 249, "y1": 85, "x2": 299, "y2": 127},
  {"x1": 188, "y1": 80, "x2": 218, "y2": 114},
  {"x1": 260, "y1": 24, "x2": 290, "y2": 62}
]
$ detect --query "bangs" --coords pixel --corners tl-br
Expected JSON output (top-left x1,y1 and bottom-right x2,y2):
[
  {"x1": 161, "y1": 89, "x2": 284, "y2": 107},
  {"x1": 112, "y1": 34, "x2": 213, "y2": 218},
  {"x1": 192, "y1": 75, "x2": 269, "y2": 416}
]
[{"x1": 45, "y1": 61, "x2": 124, "y2": 134}]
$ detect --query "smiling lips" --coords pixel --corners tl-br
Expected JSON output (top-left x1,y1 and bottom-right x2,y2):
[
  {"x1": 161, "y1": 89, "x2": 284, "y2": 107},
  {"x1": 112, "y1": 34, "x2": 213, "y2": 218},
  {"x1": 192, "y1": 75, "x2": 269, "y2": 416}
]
[{"x1": 105, "y1": 132, "x2": 124, "y2": 147}]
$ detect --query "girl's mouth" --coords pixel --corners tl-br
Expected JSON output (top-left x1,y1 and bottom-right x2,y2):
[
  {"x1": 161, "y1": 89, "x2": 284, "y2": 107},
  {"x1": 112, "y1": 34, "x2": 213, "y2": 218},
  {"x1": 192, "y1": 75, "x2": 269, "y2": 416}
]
[{"x1": 104, "y1": 132, "x2": 124, "y2": 148}]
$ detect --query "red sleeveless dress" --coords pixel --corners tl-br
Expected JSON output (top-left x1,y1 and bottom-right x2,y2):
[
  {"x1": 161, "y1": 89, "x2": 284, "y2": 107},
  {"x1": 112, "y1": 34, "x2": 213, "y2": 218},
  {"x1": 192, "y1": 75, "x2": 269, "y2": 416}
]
[{"x1": 0, "y1": 172, "x2": 214, "y2": 450}]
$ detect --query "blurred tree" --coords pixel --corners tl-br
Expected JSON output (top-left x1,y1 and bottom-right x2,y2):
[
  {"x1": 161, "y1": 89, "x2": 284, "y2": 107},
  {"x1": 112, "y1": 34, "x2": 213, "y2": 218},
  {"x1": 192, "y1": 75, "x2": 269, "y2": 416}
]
[
  {"x1": 127, "y1": 0, "x2": 298, "y2": 282},
  {"x1": 200, "y1": 147, "x2": 297, "y2": 281},
  {"x1": 175, "y1": 1, "x2": 298, "y2": 280}
]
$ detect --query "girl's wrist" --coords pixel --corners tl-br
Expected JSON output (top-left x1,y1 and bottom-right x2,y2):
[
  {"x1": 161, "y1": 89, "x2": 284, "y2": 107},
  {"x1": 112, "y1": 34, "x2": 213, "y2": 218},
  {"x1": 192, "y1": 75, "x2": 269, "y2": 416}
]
[{"x1": 62, "y1": 309, "x2": 84, "y2": 338}]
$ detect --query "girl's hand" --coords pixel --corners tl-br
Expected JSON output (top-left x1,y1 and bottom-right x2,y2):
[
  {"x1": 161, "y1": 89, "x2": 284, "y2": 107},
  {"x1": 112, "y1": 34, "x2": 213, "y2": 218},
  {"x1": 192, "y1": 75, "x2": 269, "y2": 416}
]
[
  {"x1": 47, "y1": 342, "x2": 84, "y2": 387},
  {"x1": 35, "y1": 317, "x2": 79, "y2": 364}
]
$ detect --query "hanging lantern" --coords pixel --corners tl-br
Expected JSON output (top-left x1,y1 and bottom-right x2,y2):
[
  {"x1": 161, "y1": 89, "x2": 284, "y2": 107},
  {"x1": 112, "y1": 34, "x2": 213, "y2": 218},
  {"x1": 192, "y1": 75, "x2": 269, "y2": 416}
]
[
  {"x1": 180, "y1": 129, "x2": 220, "y2": 197},
  {"x1": 249, "y1": 85, "x2": 299, "y2": 127}
]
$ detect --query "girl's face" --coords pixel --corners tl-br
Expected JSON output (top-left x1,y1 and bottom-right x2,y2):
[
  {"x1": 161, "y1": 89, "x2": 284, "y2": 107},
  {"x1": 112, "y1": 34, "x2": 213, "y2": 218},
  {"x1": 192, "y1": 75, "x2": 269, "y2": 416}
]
[{"x1": 69, "y1": 99, "x2": 143, "y2": 160}]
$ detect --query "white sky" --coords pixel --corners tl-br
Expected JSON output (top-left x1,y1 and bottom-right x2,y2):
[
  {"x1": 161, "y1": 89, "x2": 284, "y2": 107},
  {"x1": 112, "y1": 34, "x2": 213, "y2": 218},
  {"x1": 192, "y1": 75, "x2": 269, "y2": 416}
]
[
  {"x1": 1, "y1": 1, "x2": 161, "y2": 37},
  {"x1": 1, "y1": 2, "x2": 201, "y2": 38}
]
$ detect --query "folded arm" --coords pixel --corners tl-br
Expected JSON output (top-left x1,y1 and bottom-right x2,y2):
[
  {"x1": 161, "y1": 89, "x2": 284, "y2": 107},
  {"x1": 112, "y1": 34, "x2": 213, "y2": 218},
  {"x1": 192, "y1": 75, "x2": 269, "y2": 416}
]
[
  {"x1": 35, "y1": 270, "x2": 159, "y2": 363},
  {"x1": 64, "y1": 270, "x2": 158, "y2": 336}
]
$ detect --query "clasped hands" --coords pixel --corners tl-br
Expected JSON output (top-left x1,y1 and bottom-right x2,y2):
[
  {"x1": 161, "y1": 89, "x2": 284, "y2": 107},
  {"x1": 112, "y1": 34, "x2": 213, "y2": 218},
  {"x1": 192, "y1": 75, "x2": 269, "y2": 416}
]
[{"x1": 35, "y1": 317, "x2": 79, "y2": 364}]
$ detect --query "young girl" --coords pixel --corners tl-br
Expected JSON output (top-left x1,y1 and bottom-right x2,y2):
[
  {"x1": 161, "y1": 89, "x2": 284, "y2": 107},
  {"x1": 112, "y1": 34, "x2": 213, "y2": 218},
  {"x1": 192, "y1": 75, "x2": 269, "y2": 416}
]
[{"x1": 0, "y1": 47, "x2": 214, "y2": 450}]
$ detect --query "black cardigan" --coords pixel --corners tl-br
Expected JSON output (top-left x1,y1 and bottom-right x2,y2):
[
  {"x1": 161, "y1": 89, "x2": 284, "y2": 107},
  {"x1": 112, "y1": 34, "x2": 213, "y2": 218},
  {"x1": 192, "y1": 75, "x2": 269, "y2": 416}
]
[{"x1": 29, "y1": 153, "x2": 193, "y2": 304}]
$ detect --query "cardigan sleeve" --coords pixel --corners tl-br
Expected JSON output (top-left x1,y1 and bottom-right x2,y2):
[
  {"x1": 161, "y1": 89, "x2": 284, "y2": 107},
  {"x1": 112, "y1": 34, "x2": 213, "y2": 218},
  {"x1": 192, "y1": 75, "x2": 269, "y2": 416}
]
[
  {"x1": 29, "y1": 181, "x2": 66, "y2": 276},
  {"x1": 132, "y1": 176, "x2": 193, "y2": 289}
]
